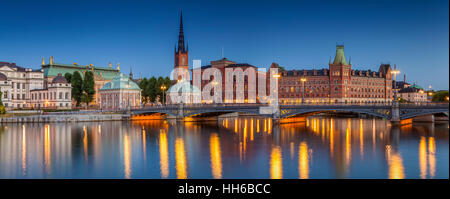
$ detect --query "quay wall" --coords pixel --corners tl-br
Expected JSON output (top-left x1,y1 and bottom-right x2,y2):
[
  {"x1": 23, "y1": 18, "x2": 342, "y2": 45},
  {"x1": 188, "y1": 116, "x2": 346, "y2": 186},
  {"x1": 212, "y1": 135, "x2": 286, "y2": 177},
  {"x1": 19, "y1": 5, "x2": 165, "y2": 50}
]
[{"x1": 0, "y1": 114, "x2": 128, "y2": 123}]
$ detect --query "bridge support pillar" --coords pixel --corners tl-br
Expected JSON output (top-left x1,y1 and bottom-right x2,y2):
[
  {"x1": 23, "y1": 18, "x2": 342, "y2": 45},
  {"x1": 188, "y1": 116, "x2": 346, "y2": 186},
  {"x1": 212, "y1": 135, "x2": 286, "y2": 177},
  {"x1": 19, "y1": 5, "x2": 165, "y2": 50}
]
[
  {"x1": 412, "y1": 114, "x2": 435, "y2": 123},
  {"x1": 391, "y1": 101, "x2": 400, "y2": 125},
  {"x1": 177, "y1": 103, "x2": 185, "y2": 121},
  {"x1": 271, "y1": 102, "x2": 281, "y2": 124}
]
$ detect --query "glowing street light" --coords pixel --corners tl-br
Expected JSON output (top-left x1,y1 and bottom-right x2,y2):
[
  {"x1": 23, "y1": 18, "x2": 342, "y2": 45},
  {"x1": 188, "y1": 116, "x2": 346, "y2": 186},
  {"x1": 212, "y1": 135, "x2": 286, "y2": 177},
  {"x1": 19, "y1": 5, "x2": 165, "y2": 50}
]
[
  {"x1": 160, "y1": 85, "x2": 167, "y2": 106},
  {"x1": 391, "y1": 69, "x2": 400, "y2": 101},
  {"x1": 300, "y1": 77, "x2": 307, "y2": 104}
]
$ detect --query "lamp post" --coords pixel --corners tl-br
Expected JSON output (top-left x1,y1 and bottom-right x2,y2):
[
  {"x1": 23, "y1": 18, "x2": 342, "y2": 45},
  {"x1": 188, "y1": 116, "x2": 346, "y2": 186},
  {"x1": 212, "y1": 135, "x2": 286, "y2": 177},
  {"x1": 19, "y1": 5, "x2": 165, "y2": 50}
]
[
  {"x1": 160, "y1": 85, "x2": 167, "y2": 106},
  {"x1": 300, "y1": 77, "x2": 307, "y2": 104},
  {"x1": 391, "y1": 69, "x2": 400, "y2": 102}
]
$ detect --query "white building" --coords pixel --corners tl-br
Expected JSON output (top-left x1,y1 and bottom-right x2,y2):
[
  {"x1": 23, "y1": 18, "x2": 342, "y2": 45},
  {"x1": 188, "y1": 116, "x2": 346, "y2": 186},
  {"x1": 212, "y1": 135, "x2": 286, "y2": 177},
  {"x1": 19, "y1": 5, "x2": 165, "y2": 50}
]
[
  {"x1": 0, "y1": 62, "x2": 44, "y2": 109},
  {"x1": 0, "y1": 62, "x2": 71, "y2": 110},
  {"x1": 29, "y1": 73, "x2": 72, "y2": 109}
]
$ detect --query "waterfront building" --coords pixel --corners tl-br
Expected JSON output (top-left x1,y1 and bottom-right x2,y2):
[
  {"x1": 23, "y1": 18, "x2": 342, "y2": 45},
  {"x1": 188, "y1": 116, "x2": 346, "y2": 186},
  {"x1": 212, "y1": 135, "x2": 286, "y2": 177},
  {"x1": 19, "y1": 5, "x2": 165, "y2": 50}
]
[
  {"x1": 278, "y1": 45, "x2": 394, "y2": 104},
  {"x1": 0, "y1": 62, "x2": 45, "y2": 109},
  {"x1": 169, "y1": 13, "x2": 270, "y2": 104},
  {"x1": 41, "y1": 56, "x2": 120, "y2": 105},
  {"x1": 99, "y1": 73, "x2": 141, "y2": 110},
  {"x1": 397, "y1": 84, "x2": 428, "y2": 103},
  {"x1": 29, "y1": 73, "x2": 72, "y2": 109}
]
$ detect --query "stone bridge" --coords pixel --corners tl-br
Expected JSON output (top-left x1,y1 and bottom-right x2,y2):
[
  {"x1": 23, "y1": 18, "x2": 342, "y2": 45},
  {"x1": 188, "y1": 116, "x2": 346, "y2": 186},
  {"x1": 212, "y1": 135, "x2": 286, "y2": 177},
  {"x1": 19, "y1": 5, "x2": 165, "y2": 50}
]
[{"x1": 131, "y1": 103, "x2": 449, "y2": 123}]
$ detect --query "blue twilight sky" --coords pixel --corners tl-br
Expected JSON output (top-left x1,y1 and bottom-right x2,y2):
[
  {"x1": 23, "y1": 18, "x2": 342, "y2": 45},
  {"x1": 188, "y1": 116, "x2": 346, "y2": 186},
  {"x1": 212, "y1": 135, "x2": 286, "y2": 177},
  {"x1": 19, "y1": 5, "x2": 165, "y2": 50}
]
[{"x1": 0, "y1": 0, "x2": 448, "y2": 90}]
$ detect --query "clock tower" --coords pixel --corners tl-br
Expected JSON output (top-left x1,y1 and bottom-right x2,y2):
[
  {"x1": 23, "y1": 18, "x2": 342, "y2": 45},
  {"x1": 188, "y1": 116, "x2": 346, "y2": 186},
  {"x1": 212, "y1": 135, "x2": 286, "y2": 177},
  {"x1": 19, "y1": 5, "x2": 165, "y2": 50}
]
[{"x1": 175, "y1": 12, "x2": 189, "y2": 70}]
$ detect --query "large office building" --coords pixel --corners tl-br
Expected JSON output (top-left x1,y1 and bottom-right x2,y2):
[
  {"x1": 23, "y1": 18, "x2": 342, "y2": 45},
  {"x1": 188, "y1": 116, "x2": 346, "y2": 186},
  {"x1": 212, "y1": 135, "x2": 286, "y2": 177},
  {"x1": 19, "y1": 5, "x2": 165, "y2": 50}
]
[{"x1": 278, "y1": 45, "x2": 394, "y2": 104}]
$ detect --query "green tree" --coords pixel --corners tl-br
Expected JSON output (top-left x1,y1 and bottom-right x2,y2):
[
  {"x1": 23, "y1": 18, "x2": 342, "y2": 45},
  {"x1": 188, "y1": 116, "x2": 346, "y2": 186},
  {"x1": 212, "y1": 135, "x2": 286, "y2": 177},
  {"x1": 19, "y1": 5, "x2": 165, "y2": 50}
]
[
  {"x1": 71, "y1": 71, "x2": 83, "y2": 107},
  {"x1": 147, "y1": 77, "x2": 157, "y2": 103},
  {"x1": 82, "y1": 71, "x2": 96, "y2": 107},
  {"x1": 64, "y1": 73, "x2": 72, "y2": 83},
  {"x1": 0, "y1": 90, "x2": 3, "y2": 106},
  {"x1": 432, "y1": 90, "x2": 449, "y2": 102},
  {"x1": 0, "y1": 91, "x2": 4, "y2": 114},
  {"x1": 138, "y1": 78, "x2": 149, "y2": 105}
]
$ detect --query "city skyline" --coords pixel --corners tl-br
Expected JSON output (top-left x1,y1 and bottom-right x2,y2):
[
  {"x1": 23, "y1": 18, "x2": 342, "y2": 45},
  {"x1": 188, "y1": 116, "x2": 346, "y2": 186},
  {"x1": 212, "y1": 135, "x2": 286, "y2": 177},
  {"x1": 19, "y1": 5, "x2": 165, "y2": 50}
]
[{"x1": 0, "y1": 0, "x2": 448, "y2": 90}]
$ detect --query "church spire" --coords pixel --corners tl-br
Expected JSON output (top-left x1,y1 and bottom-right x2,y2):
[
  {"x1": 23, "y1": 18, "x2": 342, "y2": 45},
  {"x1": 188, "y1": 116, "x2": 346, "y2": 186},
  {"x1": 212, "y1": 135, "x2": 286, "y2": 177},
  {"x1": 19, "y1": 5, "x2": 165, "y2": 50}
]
[{"x1": 177, "y1": 11, "x2": 186, "y2": 53}]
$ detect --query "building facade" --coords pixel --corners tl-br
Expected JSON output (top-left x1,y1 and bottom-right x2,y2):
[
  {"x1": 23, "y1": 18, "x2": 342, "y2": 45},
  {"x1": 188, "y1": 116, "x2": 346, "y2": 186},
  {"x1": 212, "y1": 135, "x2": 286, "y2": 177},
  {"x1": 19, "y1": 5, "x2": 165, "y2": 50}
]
[
  {"x1": 29, "y1": 73, "x2": 72, "y2": 109},
  {"x1": 41, "y1": 56, "x2": 120, "y2": 105},
  {"x1": 278, "y1": 45, "x2": 393, "y2": 104},
  {"x1": 0, "y1": 62, "x2": 45, "y2": 109},
  {"x1": 99, "y1": 73, "x2": 141, "y2": 110}
]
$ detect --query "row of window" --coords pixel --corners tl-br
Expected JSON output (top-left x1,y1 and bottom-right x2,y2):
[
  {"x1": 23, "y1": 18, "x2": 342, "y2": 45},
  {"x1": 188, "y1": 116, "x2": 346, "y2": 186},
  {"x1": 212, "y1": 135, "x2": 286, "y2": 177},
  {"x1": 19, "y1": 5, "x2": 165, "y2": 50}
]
[{"x1": 31, "y1": 92, "x2": 70, "y2": 100}]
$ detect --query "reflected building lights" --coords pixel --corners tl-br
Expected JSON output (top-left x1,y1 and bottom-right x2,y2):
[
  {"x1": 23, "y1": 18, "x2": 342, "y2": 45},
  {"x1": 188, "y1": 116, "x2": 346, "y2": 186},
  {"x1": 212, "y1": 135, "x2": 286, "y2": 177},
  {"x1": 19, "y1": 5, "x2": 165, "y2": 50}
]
[
  {"x1": 419, "y1": 136, "x2": 427, "y2": 179},
  {"x1": 22, "y1": 125, "x2": 26, "y2": 176},
  {"x1": 386, "y1": 145, "x2": 405, "y2": 179},
  {"x1": 159, "y1": 130, "x2": 169, "y2": 178},
  {"x1": 270, "y1": 146, "x2": 283, "y2": 179},
  {"x1": 175, "y1": 137, "x2": 187, "y2": 179},
  {"x1": 428, "y1": 137, "x2": 436, "y2": 178},
  {"x1": 123, "y1": 132, "x2": 132, "y2": 179},
  {"x1": 360, "y1": 119, "x2": 364, "y2": 157},
  {"x1": 210, "y1": 133, "x2": 223, "y2": 179},
  {"x1": 44, "y1": 124, "x2": 51, "y2": 175},
  {"x1": 299, "y1": 142, "x2": 310, "y2": 179}
]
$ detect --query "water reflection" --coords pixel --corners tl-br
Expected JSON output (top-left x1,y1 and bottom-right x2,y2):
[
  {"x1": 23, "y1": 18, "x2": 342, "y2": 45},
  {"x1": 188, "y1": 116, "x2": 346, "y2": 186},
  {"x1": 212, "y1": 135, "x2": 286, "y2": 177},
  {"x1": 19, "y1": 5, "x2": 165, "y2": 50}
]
[{"x1": 0, "y1": 117, "x2": 448, "y2": 179}]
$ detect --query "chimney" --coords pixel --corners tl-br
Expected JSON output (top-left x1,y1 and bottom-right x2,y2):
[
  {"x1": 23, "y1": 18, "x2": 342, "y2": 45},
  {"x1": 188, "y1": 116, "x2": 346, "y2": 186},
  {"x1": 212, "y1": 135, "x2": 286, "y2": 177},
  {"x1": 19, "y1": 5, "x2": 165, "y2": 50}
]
[{"x1": 404, "y1": 74, "x2": 406, "y2": 83}]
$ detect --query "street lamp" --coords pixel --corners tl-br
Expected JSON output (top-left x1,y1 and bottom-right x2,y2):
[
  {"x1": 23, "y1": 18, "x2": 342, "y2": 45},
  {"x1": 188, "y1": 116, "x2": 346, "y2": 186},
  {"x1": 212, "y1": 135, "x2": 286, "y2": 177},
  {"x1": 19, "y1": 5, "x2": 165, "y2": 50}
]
[
  {"x1": 160, "y1": 85, "x2": 167, "y2": 106},
  {"x1": 391, "y1": 69, "x2": 400, "y2": 102},
  {"x1": 300, "y1": 77, "x2": 307, "y2": 104}
]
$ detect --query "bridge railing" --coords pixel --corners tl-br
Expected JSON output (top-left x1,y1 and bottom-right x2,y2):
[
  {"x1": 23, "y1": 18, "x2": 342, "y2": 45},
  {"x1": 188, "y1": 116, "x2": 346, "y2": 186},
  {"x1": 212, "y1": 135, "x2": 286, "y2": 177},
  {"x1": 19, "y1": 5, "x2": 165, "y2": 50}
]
[{"x1": 134, "y1": 102, "x2": 449, "y2": 110}]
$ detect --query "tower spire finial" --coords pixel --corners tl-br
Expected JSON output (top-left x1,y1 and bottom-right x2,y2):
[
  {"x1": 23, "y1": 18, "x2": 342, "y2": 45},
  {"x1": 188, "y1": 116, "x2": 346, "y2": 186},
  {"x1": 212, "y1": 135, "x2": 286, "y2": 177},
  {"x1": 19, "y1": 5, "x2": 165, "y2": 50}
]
[{"x1": 177, "y1": 10, "x2": 186, "y2": 53}]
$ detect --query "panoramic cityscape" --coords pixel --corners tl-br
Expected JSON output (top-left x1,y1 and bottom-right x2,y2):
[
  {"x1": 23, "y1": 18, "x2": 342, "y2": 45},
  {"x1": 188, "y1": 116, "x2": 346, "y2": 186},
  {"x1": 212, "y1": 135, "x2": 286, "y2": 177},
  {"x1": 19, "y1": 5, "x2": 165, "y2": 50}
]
[{"x1": 0, "y1": 0, "x2": 448, "y2": 181}]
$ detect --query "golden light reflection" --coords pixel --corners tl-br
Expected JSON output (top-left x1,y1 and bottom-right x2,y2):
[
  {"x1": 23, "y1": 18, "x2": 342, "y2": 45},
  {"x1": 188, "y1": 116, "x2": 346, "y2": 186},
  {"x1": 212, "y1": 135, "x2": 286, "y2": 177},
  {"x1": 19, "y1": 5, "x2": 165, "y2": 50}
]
[
  {"x1": 386, "y1": 145, "x2": 405, "y2": 179},
  {"x1": 243, "y1": 119, "x2": 247, "y2": 155},
  {"x1": 345, "y1": 119, "x2": 351, "y2": 167},
  {"x1": 159, "y1": 130, "x2": 169, "y2": 178},
  {"x1": 299, "y1": 142, "x2": 310, "y2": 179},
  {"x1": 22, "y1": 125, "x2": 26, "y2": 176},
  {"x1": 270, "y1": 146, "x2": 283, "y2": 179},
  {"x1": 123, "y1": 133, "x2": 131, "y2": 179},
  {"x1": 359, "y1": 119, "x2": 364, "y2": 157},
  {"x1": 142, "y1": 127, "x2": 146, "y2": 161},
  {"x1": 419, "y1": 136, "x2": 427, "y2": 179},
  {"x1": 250, "y1": 119, "x2": 254, "y2": 141},
  {"x1": 428, "y1": 137, "x2": 436, "y2": 178},
  {"x1": 210, "y1": 133, "x2": 223, "y2": 179},
  {"x1": 330, "y1": 118, "x2": 334, "y2": 157},
  {"x1": 175, "y1": 137, "x2": 187, "y2": 179},
  {"x1": 44, "y1": 124, "x2": 51, "y2": 175},
  {"x1": 257, "y1": 119, "x2": 260, "y2": 133},
  {"x1": 83, "y1": 125, "x2": 88, "y2": 163},
  {"x1": 234, "y1": 119, "x2": 238, "y2": 133}
]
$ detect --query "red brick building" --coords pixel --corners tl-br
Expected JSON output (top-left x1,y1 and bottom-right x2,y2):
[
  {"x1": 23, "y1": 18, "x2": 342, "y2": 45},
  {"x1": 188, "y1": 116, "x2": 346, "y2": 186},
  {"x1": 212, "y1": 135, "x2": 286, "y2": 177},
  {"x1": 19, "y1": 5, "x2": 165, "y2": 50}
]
[{"x1": 278, "y1": 45, "x2": 393, "y2": 104}]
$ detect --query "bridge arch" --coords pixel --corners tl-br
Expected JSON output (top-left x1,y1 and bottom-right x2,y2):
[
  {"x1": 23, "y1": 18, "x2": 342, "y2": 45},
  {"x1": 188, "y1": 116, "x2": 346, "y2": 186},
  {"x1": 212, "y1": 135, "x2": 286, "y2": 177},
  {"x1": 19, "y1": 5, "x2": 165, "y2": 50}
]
[
  {"x1": 184, "y1": 109, "x2": 262, "y2": 117},
  {"x1": 280, "y1": 109, "x2": 390, "y2": 119},
  {"x1": 400, "y1": 109, "x2": 449, "y2": 120}
]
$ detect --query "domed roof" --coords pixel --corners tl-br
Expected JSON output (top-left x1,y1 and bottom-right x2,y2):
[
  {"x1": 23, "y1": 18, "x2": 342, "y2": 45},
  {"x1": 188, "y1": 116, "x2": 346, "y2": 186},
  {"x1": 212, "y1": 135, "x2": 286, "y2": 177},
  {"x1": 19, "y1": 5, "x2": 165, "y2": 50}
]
[
  {"x1": 52, "y1": 73, "x2": 68, "y2": 84},
  {"x1": 100, "y1": 73, "x2": 140, "y2": 91},
  {"x1": 0, "y1": 72, "x2": 7, "y2": 81}
]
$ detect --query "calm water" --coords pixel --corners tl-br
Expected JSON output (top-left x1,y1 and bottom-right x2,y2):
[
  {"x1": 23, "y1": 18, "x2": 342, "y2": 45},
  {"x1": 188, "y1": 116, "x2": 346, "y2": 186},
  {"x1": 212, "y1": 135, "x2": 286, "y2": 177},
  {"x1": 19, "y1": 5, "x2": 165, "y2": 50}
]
[{"x1": 0, "y1": 117, "x2": 448, "y2": 179}]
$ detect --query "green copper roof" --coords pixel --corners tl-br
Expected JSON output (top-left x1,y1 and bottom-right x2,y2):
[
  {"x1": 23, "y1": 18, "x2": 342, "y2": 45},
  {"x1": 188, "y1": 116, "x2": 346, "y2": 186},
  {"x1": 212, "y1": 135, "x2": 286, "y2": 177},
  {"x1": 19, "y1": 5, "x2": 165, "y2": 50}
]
[
  {"x1": 332, "y1": 45, "x2": 348, "y2": 65},
  {"x1": 410, "y1": 83, "x2": 423, "y2": 90},
  {"x1": 100, "y1": 73, "x2": 141, "y2": 91},
  {"x1": 43, "y1": 63, "x2": 119, "y2": 80}
]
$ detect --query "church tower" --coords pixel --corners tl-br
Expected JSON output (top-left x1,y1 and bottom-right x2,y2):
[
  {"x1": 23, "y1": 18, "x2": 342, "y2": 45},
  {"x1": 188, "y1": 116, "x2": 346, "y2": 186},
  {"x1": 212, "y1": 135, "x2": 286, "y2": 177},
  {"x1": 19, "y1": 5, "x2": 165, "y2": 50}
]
[
  {"x1": 329, "y1": 45, "x2": 351, "y2": 102},
  {"x1": 174, "y1": 11, "x2": 189, "y2": 70}
]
